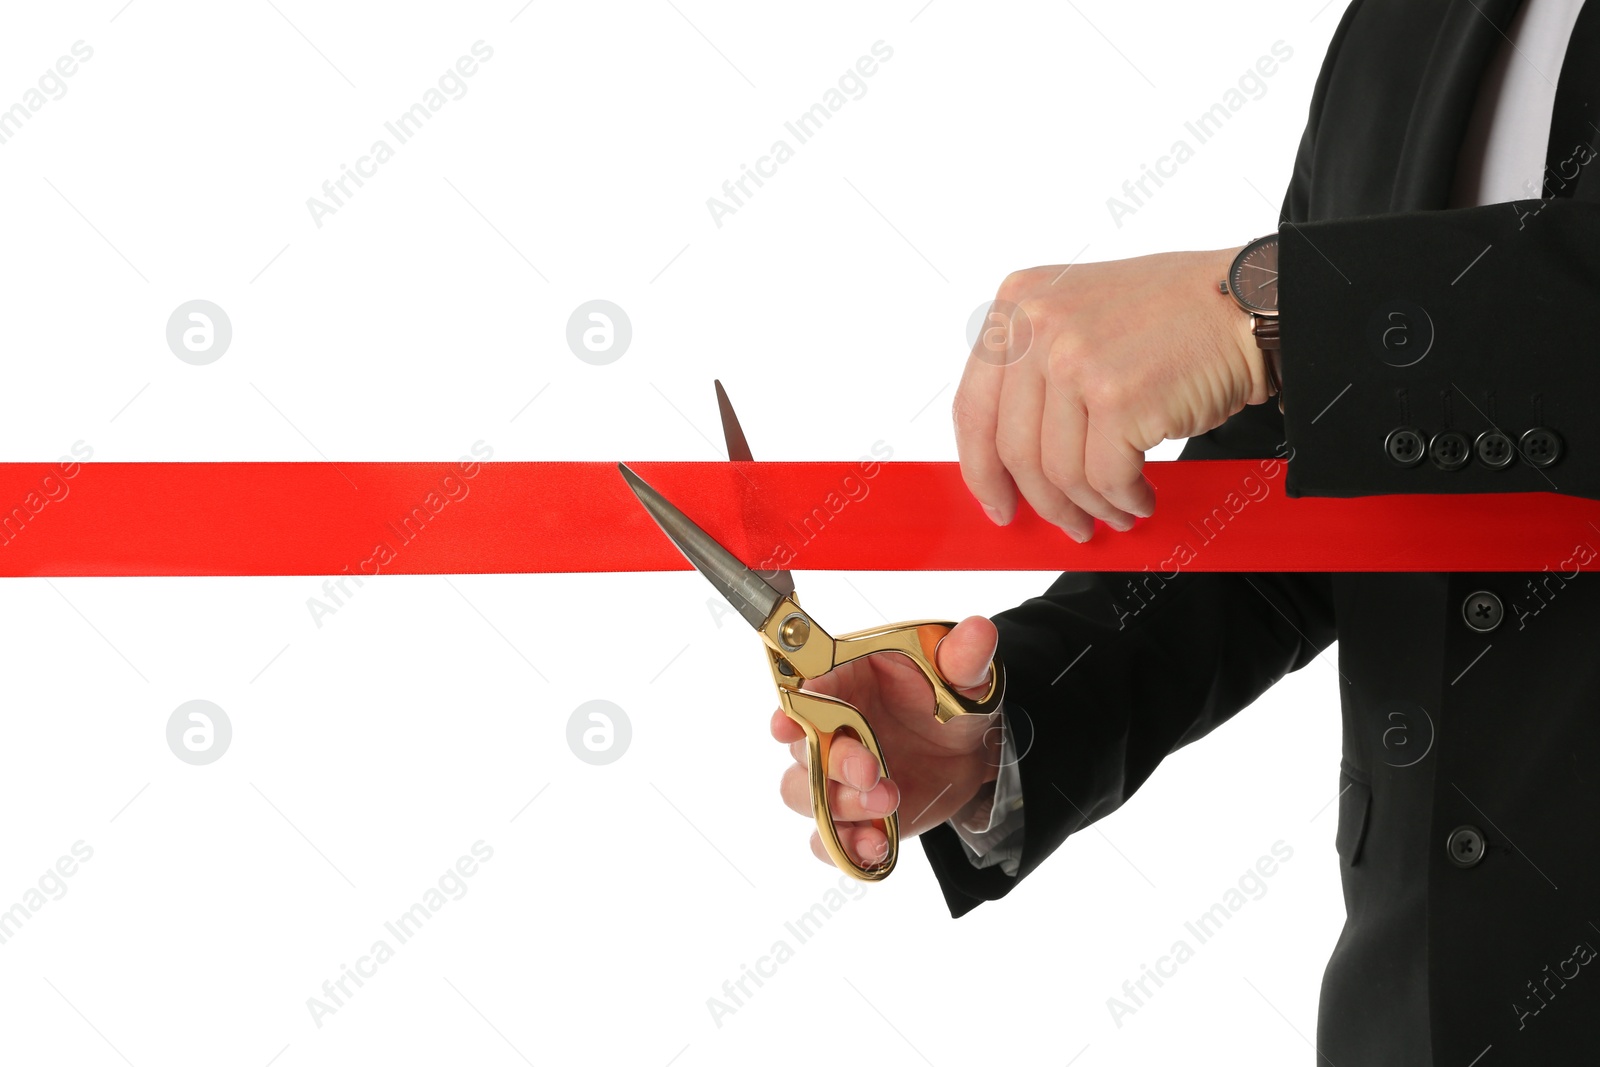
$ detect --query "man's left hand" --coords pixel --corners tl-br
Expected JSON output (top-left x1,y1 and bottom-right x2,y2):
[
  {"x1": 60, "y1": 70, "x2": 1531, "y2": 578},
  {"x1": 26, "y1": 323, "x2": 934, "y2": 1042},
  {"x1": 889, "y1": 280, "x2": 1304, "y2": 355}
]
[{"x1": 953, "y1": 247, "x2": 1270, "y2": 542}]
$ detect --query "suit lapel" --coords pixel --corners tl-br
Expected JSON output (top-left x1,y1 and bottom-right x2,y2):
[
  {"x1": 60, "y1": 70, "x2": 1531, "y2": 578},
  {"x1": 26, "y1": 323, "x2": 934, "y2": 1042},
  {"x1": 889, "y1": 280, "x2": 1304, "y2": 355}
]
[{"x1": 1390, "y1": 0, "x2": 1526, "y2": 210}]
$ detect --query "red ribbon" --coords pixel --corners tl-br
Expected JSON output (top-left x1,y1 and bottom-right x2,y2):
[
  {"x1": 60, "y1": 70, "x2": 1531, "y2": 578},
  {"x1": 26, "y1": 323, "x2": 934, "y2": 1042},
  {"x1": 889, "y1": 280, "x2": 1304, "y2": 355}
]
[{"x1": 0, "y1": 457, "x2": 1591, "y2": 576}]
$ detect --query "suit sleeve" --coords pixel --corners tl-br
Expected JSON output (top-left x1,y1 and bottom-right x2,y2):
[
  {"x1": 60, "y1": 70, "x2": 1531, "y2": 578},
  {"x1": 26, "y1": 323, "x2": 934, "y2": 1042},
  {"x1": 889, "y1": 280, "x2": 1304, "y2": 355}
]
[
  {"x1": 919, "y1": 406, "x2": 1337, "y2": 917},
  {"x1": 1279, "y1": 195, "x2": 1600, "y2": 501},
  {"x1": 919, "y1": 0, "x2": 1369, "y2": 917}
]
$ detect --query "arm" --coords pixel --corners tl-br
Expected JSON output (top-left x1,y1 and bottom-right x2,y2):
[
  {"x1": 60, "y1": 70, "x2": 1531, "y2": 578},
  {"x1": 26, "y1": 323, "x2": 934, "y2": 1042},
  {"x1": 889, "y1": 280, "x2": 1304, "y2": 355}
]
[
  {"x1": 1280, "y1": 196, "x2": 1600, "y2": 500},
  {"x1": 923, "y1": 405, "x2": 1336, "y2": 915},
  {"x1": 924, "y1": 1, "x2": 1367, "y2": 909}
]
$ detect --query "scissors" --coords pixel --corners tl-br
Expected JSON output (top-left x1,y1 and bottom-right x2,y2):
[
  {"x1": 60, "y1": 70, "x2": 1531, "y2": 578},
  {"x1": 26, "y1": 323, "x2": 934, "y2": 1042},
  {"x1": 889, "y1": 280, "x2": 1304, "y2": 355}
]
[{"x1": 617, "y1": 382, "x2": 1006, "y2": 881}]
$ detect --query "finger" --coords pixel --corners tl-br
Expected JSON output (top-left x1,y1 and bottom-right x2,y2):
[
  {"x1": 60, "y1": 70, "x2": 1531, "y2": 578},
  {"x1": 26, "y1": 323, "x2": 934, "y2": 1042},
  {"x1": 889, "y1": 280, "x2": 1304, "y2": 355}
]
[
  {"x1": 770, "y1": 707, "x2": 805, "y2": 744},
  {"x1": 1083, "y1": 418, "x2": 1155, "y2": 518},
  {"x1": 799, "y1": 664, "x2": 849, "y2": 699},
  {"x1": 996, "y1": 369, "x2": 1095, "y2": 541},
  {"x1": 953, "y1": 353, "x2": 1017, "y2": 526},
  {"x1": 935, "y1": 616, "x2": 1001, "y2": 697},
  {"x1": 1042, "y1": 382, "x2": 1137, "y2": 531},
  {"x1": 780, "y1": 761, "x2": 900, "y2": 821},
  {"x1": 783, "y1": 727, "x2": 882, "y2": 792},
  {"x1": 810, "y1": 824, "x2": 891, "y2": 868}
]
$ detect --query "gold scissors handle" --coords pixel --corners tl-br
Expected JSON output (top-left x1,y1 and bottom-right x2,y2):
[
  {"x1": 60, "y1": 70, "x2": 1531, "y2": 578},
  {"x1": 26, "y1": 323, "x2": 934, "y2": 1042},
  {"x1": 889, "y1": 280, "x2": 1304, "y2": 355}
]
[
  {"x1": 776, "y1": 680, "x2": 902, "y2": 880},
  {"x1": 762, "y1": 599, "x2": 1006, "y2": 881}
]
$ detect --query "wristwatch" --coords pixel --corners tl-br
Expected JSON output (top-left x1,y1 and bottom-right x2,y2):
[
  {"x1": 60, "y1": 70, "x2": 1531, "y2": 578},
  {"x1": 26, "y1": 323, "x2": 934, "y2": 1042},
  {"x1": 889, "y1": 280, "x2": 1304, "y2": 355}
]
[{"x1": 1219, "y1": 233, "x2": 1282, "y2": 412}]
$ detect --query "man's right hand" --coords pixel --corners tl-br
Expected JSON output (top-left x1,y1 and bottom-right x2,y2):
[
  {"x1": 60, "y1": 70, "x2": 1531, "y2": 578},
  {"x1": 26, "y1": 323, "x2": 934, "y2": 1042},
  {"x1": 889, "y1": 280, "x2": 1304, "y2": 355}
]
[{"x1": 768, "y1": 615, "x2": 1003, "y2": 869}]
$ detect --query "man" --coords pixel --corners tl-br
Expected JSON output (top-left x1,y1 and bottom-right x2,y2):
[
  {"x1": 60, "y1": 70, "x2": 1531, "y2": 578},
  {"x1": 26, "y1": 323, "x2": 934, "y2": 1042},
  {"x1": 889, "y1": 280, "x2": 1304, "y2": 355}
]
[{"x1": 770, "y1": 0, "x2": 1600, "y2": 1061}]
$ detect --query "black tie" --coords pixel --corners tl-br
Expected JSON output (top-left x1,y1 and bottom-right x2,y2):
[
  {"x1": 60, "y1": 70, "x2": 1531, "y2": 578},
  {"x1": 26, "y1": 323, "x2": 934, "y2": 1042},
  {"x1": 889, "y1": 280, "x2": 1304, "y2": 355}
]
[{"x1": 1543, "y1": 0, "x2": 1600, "y2": 199}]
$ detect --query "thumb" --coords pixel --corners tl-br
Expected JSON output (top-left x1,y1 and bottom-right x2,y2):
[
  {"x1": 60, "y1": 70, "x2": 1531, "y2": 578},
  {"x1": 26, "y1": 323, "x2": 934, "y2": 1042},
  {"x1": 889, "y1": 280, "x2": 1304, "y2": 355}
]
[{"x1": 935, "y1": 615, "x2": 999, "y2": 698}]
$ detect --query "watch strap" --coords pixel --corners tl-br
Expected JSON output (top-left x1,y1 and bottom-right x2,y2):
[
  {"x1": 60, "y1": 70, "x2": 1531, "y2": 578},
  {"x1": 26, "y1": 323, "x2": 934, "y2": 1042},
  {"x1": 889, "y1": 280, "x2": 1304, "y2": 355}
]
[
  {"x1": 1254, "y1": 316, "x2": 1283, "y2": 413},
  {"x1": 1252, "y1": 316, "x2": 1279, "y2": 350}
]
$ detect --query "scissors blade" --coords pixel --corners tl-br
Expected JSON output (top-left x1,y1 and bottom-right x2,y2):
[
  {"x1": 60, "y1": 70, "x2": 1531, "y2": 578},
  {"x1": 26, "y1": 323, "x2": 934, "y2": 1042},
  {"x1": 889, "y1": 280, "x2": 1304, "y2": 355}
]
[
  {"x1": 713, "y1": 379, "x2": 795, "y2": 599},
  {"x1": 617, "y1": 462, "x2": 784, "y2": 632},
  {"x1": 714, "y1": 379, "x2": 755, "y2": 462}
]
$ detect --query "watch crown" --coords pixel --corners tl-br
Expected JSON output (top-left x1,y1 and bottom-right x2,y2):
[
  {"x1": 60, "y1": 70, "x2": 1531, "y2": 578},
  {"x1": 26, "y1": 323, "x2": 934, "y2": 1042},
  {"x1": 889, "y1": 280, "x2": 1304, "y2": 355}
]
[{"x1": 1218, "y1": 280, "x2": 1228, "y2": 295}]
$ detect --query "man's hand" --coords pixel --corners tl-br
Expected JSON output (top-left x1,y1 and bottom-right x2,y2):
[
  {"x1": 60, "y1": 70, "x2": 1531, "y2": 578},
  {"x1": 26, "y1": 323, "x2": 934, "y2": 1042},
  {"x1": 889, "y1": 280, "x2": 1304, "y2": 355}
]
[
  {"x1": 769, "y1": 616, "x2": 1001, "y2": 869},
  {"x1": 954, "y1": 247, "x2": 1268, "y2": 541}
]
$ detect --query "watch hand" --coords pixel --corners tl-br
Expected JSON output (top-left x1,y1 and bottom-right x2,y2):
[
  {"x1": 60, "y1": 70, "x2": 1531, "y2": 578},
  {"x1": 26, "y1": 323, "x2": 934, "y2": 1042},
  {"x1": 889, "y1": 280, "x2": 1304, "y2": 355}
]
[{"x1": 1242, "y1": 264, "x2": 1278, "y2": 274}]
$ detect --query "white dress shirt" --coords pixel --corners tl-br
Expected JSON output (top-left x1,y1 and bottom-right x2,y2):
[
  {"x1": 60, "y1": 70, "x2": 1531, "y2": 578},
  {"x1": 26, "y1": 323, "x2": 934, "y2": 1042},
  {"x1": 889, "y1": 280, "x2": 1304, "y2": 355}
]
[{"x1": 951, "y1": 0, "x2": 1590, "y2": 878}]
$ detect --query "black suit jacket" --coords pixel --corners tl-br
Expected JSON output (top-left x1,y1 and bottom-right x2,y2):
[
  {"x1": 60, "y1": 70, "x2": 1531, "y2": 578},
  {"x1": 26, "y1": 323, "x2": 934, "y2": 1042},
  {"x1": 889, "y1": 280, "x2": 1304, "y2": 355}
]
[{"x1": 921, "y1": 1, "x2": 1600, "y2": 1062}]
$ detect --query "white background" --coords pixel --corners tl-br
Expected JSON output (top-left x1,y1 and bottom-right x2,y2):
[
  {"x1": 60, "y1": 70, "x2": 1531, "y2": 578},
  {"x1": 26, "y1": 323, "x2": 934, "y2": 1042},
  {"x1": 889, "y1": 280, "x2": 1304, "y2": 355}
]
[{"x1": 0, "y1": 1, "x2": 1350, "y2": 1064}]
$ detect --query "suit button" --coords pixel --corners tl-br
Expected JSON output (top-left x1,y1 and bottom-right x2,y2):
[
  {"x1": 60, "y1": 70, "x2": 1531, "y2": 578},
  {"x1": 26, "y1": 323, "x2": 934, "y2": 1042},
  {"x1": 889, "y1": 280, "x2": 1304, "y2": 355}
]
[
  {"x1": 1447, "y1": 825, "x2": 1486, "y2": 868},
  {"x1": 1429, "y1": 431, "x2": 1470, "y2": 471},
  {"x1": 1520, "y1": 427, "x2": 1562, "y2": 468},
  {"x1": 1385, "y1": 427, "x2": 1426, "y2": 467},
  {"x1": 1462, "y1": 590, "x2": 1502, "y2": 632},
  {"x1": 1475, "y1": 430, "x2": 1515, "y2": 469}
]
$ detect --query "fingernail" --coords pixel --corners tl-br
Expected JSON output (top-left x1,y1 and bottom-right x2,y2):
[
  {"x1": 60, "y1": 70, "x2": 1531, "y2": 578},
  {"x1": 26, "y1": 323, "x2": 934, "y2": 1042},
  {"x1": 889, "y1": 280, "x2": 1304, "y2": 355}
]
[
  {"x1": 860, "y1": 785, "x2": 893, "y2": 814},
  {"x1": 848, "y1": 756, "x2": 876, "y2": 790},
  {"x1": 1065, "y1": 525, "x2": 1091, "y2": 543},
  {"x1": 1108, "y1": 516, "x2": 1134, "y2": 533},
  {"x1": 1129, "y1": 501, "x2": 1154, "y2": 518},
  {"x1": 982, "y1": 504, "x2": 1009, "y2": 526}
]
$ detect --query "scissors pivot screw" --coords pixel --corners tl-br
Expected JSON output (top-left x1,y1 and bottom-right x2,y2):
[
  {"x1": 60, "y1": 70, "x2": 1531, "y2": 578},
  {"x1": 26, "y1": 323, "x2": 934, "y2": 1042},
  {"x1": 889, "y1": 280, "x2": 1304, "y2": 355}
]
[
  {"x1": 618, "y1": 389, "x2": 1006, "y2": 884},
  {"x1": 778, "y1": 613, "x2": 811, "y2": 651}
]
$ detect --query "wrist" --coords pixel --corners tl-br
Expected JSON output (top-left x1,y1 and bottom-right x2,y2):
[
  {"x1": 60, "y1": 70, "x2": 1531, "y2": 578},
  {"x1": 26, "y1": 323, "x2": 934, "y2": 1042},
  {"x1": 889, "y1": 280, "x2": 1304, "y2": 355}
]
[{"x1": 1216, "y1": 243, "x2": 1275, "y2": 407}]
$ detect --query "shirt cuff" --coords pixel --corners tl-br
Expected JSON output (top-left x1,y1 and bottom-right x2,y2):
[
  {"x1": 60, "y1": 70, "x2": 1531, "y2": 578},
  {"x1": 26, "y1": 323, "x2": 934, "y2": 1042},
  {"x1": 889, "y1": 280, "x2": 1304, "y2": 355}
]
[{"x1": 946, "y1": 709, "x2": 1025, "y2": 876}]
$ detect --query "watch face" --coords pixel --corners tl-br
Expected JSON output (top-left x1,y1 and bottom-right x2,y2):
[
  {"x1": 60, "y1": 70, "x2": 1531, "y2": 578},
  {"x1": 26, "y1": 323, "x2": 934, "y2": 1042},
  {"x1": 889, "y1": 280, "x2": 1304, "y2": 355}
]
[{"x1": 1229, "y1": 235, "x2": 1279, "y2": 314}]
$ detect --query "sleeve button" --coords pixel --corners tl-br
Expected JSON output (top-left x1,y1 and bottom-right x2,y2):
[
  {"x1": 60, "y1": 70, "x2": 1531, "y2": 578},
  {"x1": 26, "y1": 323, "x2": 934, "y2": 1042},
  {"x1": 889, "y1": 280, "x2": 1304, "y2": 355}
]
[
  {"x1": 1519, "y1": 427, "x2": 1562, "y2": 468},
  {"x1": 1385, "y1": 427, "x2": 1426, "y2": 467},
  {"x1": 1474, "y1": 430, "x2": 1514, "y2": 469},
  {"x1": 1428, "y1": 431, "x2": 1470, "y2": 471}
]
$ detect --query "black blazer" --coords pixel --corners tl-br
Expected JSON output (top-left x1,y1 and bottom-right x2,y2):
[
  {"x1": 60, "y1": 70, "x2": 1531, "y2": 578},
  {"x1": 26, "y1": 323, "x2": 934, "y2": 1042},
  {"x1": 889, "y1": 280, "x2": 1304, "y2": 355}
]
[{"x1": 921, "y1": 1, "x2": 1600, "y2": 1062}]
